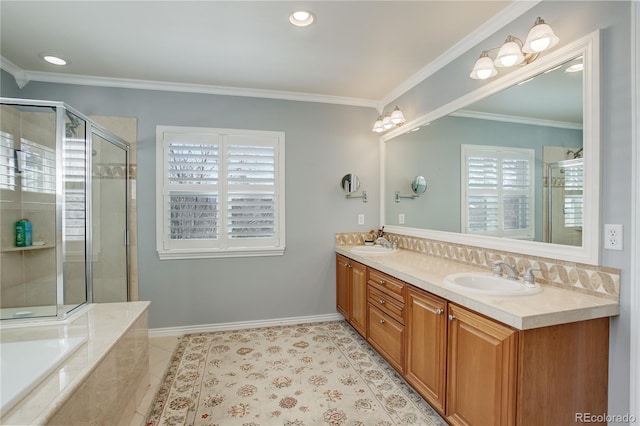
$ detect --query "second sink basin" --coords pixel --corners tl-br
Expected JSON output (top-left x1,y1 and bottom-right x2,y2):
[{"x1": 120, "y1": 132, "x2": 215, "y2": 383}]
[
  {"x1": 443, "y1": 272, "x2": 542, "y2": 296},
  {"x1": 350, "y1": 245, "x2": 397, "y2": 255}
]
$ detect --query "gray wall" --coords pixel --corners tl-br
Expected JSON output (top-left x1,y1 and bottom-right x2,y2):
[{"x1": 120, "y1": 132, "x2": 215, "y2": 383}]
[
  {"x1": 385, "y1": 115, "x2": 582, "y2": 240},
  {"x1": 385, "y1": 1, "x2": 633, "y2": 420},
  {"x1": 1, "y1": 74, "x2": 380, "y2": 328}
]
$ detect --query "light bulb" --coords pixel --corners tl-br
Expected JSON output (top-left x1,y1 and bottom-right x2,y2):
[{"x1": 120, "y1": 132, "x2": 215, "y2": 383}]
[
  {"x1": 494, "y1": 37, "x2": 525, "y2": 68},
  {"x1": 382, "y1": 114, "x2": 394, "y2": 130},
  {"x1": 289, "y1": 10, "x2": 315, "y2": 27},
  {"x1": 523, "y1": 17, "x2": 559, "y2": 53},
  {"x1": 470, "y1": 54, "x2": 497, "y2": 80},
  {"x1": 372, "y1": 117, "x2": 384, "y2": 133},
  {"x1": 390, "y1": 107, "x2": 405, "y2": 125}
]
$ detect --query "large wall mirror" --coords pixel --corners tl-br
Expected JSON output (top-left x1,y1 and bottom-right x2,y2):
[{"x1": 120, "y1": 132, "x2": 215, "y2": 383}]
[{"x1": 381, "y1": 30, "x2": 601, "y2": 264}]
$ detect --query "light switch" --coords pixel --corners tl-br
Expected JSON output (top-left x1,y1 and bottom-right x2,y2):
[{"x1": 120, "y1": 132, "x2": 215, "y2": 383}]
[
  {"x1": 399, "y1": 213, "x2": 405, "y2": 224},
  {"x1": 358, "y1": 214, "x2": 365, "y2": 225}
]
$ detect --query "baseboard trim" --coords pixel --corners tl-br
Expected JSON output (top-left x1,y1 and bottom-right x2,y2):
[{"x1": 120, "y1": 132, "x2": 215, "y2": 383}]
[{"x1": 148, "y1": 313, "x2": 344, "y2": 337}]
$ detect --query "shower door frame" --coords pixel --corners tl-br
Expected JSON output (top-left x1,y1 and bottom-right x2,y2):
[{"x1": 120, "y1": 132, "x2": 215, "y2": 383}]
[
  {"x1": 0, "y1": 97, "x2": 131, "y2": 320},
  {"x1": 85, "y1": 124, "x2": 131, "y2": 304}
]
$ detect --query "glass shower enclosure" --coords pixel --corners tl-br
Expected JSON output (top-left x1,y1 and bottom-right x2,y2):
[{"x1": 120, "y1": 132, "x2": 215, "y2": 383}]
[
  {"x1": 547, "y1": 158, "x2": 584, "y2": 247},
  {"x1": 0, "y1": 98, "x2": 130, "y2": 321}
]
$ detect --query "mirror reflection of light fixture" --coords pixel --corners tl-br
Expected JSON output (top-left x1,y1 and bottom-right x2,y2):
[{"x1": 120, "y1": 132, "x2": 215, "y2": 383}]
[
  {"x1": 341, "y1": 173, "x2": 368, "y2": 202},
  {"x1": 373, "y1": 106, "x2": 405, "y2": 133},
  {"x1": 470, "y1": 17, "x2": 559, "y2": 80},
  {"x1": 395, "y1": 176, "x2": 427, "y2": 202}
]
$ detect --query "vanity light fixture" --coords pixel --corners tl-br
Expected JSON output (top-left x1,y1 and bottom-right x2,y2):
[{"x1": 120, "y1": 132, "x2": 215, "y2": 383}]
[
  {"x1": 289, "y1": 10, "x2": 315, "y2": 27},
  {"x1": 41, "y1": 54, "x2": 68, "y2": 66},
  {"x1": 470, "y1": 17, "x2": 559, "y2": 80},
  {"x1": 372, "y1": 106, "x2": 406, "y2": 133}
]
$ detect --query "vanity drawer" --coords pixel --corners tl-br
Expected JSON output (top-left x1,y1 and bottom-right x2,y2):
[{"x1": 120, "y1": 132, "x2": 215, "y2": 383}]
[
  {"x1": 368, "y1": 305, "x2": 404, "y2": 374},
  {"x1": 369, "y1": 286, "x2": 405, "y2": 324},
  {"x1": 368, "y1": 269, "x2": 406, "y2": 303}
]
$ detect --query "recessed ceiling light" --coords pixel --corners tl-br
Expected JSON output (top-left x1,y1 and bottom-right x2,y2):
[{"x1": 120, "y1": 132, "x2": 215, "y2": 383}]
[
  {"x1": 289, "y1": 10, "x2": 315, "y2": 27},
  {"x1": 42, "y1": 55, "x2": 68, "y2": 66},
  {"x1": 565, "y1": 63, "x2": 584, "y2": 73}
]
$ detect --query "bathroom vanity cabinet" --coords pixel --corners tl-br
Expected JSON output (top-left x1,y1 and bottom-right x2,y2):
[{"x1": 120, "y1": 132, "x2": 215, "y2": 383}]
[
  {"x1": 335, "y1": 253, "x2": 610, "y2": 426},
  {"x1": 336, "y1": 254, "x2": 367, "y2": 337}
]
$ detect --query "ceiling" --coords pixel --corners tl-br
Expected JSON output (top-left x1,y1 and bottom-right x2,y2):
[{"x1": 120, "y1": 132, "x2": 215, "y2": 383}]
[{"x1": 0, "y1": 1, "x2": 517, "y2": 106}]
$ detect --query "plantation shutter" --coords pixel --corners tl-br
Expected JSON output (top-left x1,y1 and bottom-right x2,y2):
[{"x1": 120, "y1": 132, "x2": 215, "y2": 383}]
[
  {"x1": 64, "y1": 137, "x2": 86, "y2": 241},
  {"x1": 163, "y1": 133, "x2": 220, "y2": 250},
  {"x1": 226, "y1": 137, "x2": 277, "y2": 242},
  {"x1": 0, "y1": 131, "x2": 15, "y2": 191},
  {"x1": 462, "y1": 145, "x2": 535, "y2": 239},
  {"x1": 563, "y1": 163, "x2": 584, "y2": 228},
  {"x1": 157, "y1": 127, "x2": 285, "y2": 258},
  {"x1": 20, "y1": 139, "x2": 56, "y2": 194}
]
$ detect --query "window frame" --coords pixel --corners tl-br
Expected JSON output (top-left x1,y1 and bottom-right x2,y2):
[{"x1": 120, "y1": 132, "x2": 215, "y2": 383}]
[
  {"x1": 156, "y1": 126, "x2": 285, "y2": 260},
  {"x1": 461, "y1": 144, "x2": 535, "y2": 240}
]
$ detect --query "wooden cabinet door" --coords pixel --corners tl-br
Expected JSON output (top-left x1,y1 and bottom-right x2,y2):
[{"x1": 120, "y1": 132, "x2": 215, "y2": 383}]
[
  {"x1": 405, "y1": 288, "x2": 447, "y2": 413},
  {"x1": 349, "y1": 261, "x2": 367, "y2": 336},
  {"x1": 368, "y1": 305, "x2": 405, "y2": 373},
  {"x1": 446, "y1": 304, "x2": 517, "y2": 426},
  {"x1": 335, "y1": 255, "x2": 349, "y2": 319}
]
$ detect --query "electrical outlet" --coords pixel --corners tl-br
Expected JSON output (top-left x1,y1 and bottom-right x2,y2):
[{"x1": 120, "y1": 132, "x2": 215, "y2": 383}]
[
  {"x1": 399, "y1": 213, "x2": 405, "y2": 225},
  {"x1": 358, "y1": 214, "x2": 365, "y2": 225},
  {"x1": 604, "y1": 224, "x2": 623, "y2": 250}
]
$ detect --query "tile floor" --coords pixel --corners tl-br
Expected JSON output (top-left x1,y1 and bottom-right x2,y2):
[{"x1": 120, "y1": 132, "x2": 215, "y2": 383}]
[{"x1": 127, "y1": 335, "x2": 181, "y2": 426}]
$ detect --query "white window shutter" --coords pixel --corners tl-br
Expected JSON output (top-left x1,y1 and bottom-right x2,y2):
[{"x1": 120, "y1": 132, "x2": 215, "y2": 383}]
[
  {"x1": 462, "y1": 145, "x2": 534, "y2": 239},
  {"x1": 156, "y1": 127, "x2": 285, "y2": 259}
]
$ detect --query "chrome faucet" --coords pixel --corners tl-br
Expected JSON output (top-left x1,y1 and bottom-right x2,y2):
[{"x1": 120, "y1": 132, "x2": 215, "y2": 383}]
[
  {"x1": 492, "y1": 261, "x2": 520, "y2": 280},
  {"x1": 376, "y1": 237, "x2": 392, "y2": 248}
]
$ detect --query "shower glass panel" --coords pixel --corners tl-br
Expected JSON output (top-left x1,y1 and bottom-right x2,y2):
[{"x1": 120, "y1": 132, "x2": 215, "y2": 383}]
[
  {"x1": 63, "y1": 111, "x2": 87, "y2": 313},
  {"x1": 91, "y1": 130, "x2": 128, "y2": 303},
  {"x1": 547, "y1": 158, "x2": 584, "y2": 247},
  {"x1": 0, "y1": 104, "x2": 58, "y2": 319}
]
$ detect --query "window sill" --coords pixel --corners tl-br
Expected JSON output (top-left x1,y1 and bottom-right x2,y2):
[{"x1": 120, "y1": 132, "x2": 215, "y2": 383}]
[{"x1": 157, "y1": 247, "x2": 285, "y2": 260}]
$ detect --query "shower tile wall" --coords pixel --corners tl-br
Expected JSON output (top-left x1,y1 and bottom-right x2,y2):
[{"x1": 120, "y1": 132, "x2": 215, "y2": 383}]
[{"x1": 0, "y1": 105, "x2": 57, "y2": 309}]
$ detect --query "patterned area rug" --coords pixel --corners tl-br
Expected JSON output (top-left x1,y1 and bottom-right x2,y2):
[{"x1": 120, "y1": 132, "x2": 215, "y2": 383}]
[{"x1": 146, "y1": 321, "x2": 446, "y2": 426}]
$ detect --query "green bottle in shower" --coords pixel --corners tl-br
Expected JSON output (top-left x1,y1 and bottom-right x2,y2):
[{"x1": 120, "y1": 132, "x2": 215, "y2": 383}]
[{"x1": 15, "y1": 219, "x2": 32, "y2": 247}]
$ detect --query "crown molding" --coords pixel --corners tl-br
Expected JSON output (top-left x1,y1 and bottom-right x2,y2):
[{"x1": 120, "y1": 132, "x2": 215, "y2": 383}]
[
  {"x1": 379, "y1": 0, "x2": 542, "y2": 109},
  {"x1": 0, "y1": 61, "x2": 378, "y2": 109},
  {"x1": 452, "y1": 109, "x2": 583, "y2": 130},
  {"x1": 0, "y1": 57, "x2": 29, "y2": 88}
]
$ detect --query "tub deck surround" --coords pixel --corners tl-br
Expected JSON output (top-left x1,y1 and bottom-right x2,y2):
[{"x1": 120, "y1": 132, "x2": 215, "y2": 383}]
[
  {"x1": 0, "y1": 301, "x2": 150, "y2": 425},
  {"x1": 336, "y1": 246, "x2": 619, "y2": 330}
]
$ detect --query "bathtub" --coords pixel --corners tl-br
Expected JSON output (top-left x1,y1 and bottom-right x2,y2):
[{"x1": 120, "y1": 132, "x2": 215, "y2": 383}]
[
  {"x1": 0, "y1": 302, "x2": 149, "y2": 425},
  {"x1": 0, "y1": 336, "x2": 87, "y2": 413}
]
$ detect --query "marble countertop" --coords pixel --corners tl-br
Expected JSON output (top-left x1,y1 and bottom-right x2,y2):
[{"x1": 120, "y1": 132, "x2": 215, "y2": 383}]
[
  {"x1": 0, "y1": 301, "x2": 150, "y2": 425},
  {"x1": 336, "y1": 246, "x2": 619, "y2": 330}
]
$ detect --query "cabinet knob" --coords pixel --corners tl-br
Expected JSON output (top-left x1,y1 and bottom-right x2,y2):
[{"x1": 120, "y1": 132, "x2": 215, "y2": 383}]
[
  {"x1": 379, "y1": 299, "x2": 385, "y2": 305},
  {"x1": 379, "y1": 319, "x2": 385, "y2": 324},
  {"x1": 379, "y1": 279, "x2": 385, "y2": 285},
  {"x1": 448, "y1": 314, "x2": 456, "y2": 321},
  {"x1": 435, "y1": 308, "x2": 443, "y2": 315},
  {"x1": 346, "y1": 264, "x2": 352, "y2": 269}
]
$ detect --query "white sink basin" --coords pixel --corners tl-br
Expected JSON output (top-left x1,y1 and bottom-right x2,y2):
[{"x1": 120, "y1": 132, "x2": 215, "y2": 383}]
[
  {"x1": 443, "y1": 272, "x2": 542, "y2": 296},
  {"x1": 349, "y1": 245, "x2": 397, "y2": 255}
]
